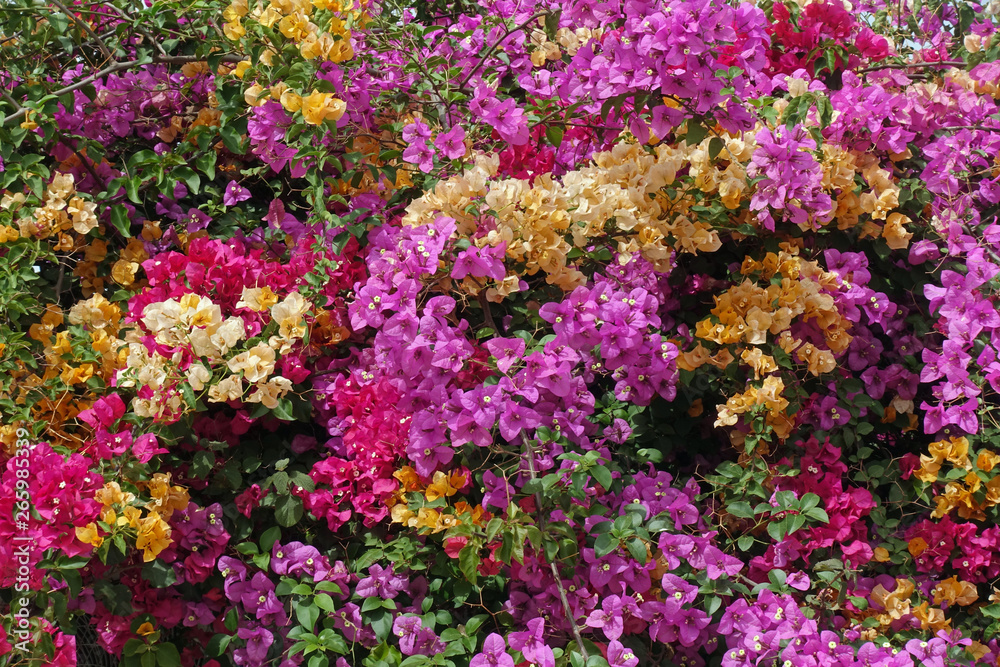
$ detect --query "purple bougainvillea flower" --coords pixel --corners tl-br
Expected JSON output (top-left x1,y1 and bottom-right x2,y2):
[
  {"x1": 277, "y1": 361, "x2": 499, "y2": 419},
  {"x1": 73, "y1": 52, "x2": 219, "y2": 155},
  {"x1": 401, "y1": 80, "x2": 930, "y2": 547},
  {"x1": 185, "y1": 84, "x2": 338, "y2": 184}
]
[
  {"x1": 223, "y1": 180, "x2": 251, "y2": 206},
  {"x1": 607, "y1": 641, "x2": 639, "y2": 667},
  {"x1": 237, "y1": 627, "x2": 273, "y2": 665},
  {"x1": 470, "y1": 634, "x2": 514, "y2": 667},
  {"x1": 434, "y1": 124, "x2": 466, "y2": 160},
  {"x1": 507, "y1": 618, "x2": 554, "y2": 667}
]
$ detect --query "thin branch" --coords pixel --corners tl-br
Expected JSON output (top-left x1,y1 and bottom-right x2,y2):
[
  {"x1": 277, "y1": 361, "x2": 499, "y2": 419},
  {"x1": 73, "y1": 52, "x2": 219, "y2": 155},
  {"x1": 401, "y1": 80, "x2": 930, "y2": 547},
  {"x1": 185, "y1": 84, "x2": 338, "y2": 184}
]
[
  {"x1": 934, "y1": 125, "x2": 1000, "y2": 132},
  {"x1": 456, "y1": 12, "x2": 548, "y2": 90},
  {"x1": 857, "y1": 59, "x2": 966, "y2": 74},
  {"x1": 520, "y1": 436, "x2": 590, "y2": 662},
  {"x1": 48, "y1": 0, "x2": 115, "y2": 62},
  {"x1": 103, "y1": 4, "x2": 168, "y2": 56},
  {"x1": 963, "y1": 220, "x2": 1000, "y2": 265},
  {"x1": 1, "y1": 54, "x2": 244, "y2": 126}
]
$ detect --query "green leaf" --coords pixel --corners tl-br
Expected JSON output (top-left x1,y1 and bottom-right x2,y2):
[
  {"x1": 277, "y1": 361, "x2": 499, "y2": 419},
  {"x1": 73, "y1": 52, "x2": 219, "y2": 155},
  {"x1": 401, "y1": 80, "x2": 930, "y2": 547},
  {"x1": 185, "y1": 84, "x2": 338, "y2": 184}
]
[
  {"x1": 125, "y1": 176, "x2": 142, "y2": 204},
  {"x1": 362, "y1": 597, "x2": 384, "y2": 613},
  {"x1": 799, "y1": 494, "x2": 821, "y2": 512},
  {"x1": 260, "y1": 526, "x2": 281, "y2": 553},
  {"x1": 190, "y1": 450, "x2": 215, "y2": 478},
  {"x1": 141, "y1": 560, "x2": 177, "y2": 588},
  {"x1": 368, "y1": 609, "x2": 393, "y2": 643},
  {"x1": 123, "y1": 639, "x2": 146, "y2": 657},
  {"x1": 708, "y1": 137, "x2": 725, "y2": 160},
  {"x1": 465, "y1": 615, "x2": 487, "y2": 636},
  {"x1": 545, "y1": 125, "x2": 564, "y2": 148},
  {"x1": 626, "y1": 537, "x2": 647, "y2": 564},
  {"x1": 172, "y1": 167, "x2": 201, "y2": 194},
  {"x1": 157, "y1": 643, "x2": 181, "y2": 667},
  {"x1": 194, "y1": 151, "x2": 217, "y2": 180},
  {"x1": 684, "y1": 120, "x2": 709, "y2": 146},
  {"x1": 110, "y1": 204, "x2": 132, "y2": 237},
  {"x1": 594, "y1": 532, "x2": 615, "y2": 558},
  {"x1": 459, "y1": 544, "x2": 479, "y2": 584},
  {"x1": 220, "y1": 125, "x2": 245, "y2": 154},
  {"x1": 274, "y1": 495, "x2": 304, "y2": 527},
  {"x1": 271, "y1": 397, "x2": 296, "y2": 421},
  {"x1": 727, "y1": 501, "x2": 755, "y2": 519},
  {"x1": 315, "y1": 581, "x2": 342, "y2": 595},
  {"x1": 47, "y1": 10, "x2": 70, "y2": 33},
  {"x1": 766, "y1": 518, "x2": 786, "y2": 542},
  {"x1": 296, "y1": 601, "x2": 320, "y2": 630},
  {"x1": 590, "y1": 465, "x2": 613, "y2": 491},
  {"x1": 314, "y1": 593, "x2": 336, "y2": 613}
]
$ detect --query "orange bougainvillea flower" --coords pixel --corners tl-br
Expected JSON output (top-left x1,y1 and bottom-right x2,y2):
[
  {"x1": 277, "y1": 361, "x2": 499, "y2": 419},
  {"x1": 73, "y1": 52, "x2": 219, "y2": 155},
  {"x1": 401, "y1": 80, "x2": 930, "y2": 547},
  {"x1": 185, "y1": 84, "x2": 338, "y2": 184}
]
[
  {"x1": 978, "y1": 449, "x2": 1000, "y2": 472},
  {"x1": 425, "y1": 470, "x2": 465, "y2": 502},
  {"x1": 136, "y1": 623, "x2": 157, "y2": 637},
  {"x1": 907, "y1": 537, "x2": 928, "y2": 557},
  {"x1": 393, "y1": 465, "x2": 422, "y2": 492},
  {"x1": 911, "y1": 601, "x2": 951, "y2": 633},
  {"x1": 932, "y1": 576, "x2": 979, "y2": 607},
  {"x1": 870, "y1": 578, "x2": 914, "y2": 621}
]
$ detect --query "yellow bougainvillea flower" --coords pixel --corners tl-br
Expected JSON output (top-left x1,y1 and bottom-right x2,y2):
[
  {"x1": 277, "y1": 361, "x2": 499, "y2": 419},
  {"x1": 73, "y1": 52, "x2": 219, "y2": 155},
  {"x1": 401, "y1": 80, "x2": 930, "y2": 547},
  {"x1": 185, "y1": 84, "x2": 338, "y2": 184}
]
[
  {"x1": 233, "y1": 61, "x2": 252, "y2": 80},
  {"x1": 144, "y1": 473, "x2": 190, "y2": 519},
  {"x1": 228, "y1": 343, "x2": 277, "y2": 383},
  {"x1": 907, "y1": 537, "x2": 928, "y2": 557},
  {"x1": 415, "y1": 507, "x2": 441, "y2": 532},
  {"x1": 135, "y1": 511, "x2": 172, "y2": 562},
  {"x1": 391, "y1": 503, "x2": 416, "y2": 527},
  {"x1": 911, "y1": 602, "x2": 951, "y2": 633},
  {"x1": 425, "y1": 471, "x2": 460, "y2": 502},
  {"x1": 119, "y1": 505, "x2": 142, "y2": 528},
  {"x1": 301, "y1": 91, "x2": 346, "y2": 125},
  {"x1": 95, "y1": 481, "x2": 135, "y2": 507},
  {"x1": 882, "y1": 212, "x2": 913, "y2": 250},
  {"x1": 244, "y1": 83, "x2": 267, "y2": 107},
  {"x1": 223, "y1": 19, "x2": 246, "y2": 41},
  {"x1": 75, "y1": 523, "x2": 104, "y2": 548},
  {"x1": 237, "y1": 285, "x2": 280, "y2": 312},
  {"x1": 222, "y1": 0, "x2": 248, "y2": 21},
  {"x1": 280, "y1": 90, "x2": 303, "y2": 113},
  {"x1": 112, "y1": 259, "x2": 139, "y2": 286}
]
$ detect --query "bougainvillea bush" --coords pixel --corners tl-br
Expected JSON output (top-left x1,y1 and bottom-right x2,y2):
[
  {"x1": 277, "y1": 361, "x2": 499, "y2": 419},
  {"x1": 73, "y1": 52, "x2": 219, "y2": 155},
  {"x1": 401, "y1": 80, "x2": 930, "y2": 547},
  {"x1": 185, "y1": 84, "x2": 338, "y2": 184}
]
[{"x1": 4, "y1": 0, "x2": 1000, "y2": 665}]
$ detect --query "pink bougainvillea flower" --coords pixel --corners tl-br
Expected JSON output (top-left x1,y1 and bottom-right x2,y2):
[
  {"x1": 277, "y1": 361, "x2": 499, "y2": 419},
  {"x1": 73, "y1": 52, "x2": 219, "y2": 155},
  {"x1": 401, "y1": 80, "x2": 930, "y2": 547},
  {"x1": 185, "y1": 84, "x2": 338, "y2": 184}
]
[{"x1": 132, "y1": 433, "x2": 167, "y2": 463}]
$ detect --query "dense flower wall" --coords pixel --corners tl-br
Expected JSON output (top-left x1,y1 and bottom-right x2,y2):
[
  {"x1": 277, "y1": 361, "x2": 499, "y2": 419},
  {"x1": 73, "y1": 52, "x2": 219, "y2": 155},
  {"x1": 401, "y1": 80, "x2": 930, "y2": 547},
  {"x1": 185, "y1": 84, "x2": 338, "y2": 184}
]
[{"x1": 3, "y1": 0, "x2": 1000, "y2": 666}]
